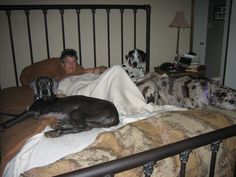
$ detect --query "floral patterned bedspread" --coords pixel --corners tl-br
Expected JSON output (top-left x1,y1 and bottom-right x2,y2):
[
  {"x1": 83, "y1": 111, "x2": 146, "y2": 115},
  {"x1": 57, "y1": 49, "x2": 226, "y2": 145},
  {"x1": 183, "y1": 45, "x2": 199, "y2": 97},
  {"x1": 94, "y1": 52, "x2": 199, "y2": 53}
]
[{"x1": 21, "y1": 106, "x2": 236, "y2": 177}]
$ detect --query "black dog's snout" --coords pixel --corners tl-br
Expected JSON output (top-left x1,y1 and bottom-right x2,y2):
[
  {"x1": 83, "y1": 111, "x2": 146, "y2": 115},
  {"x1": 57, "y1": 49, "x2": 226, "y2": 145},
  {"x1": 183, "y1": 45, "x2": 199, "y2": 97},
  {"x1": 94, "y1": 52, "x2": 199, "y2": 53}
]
[{"x1": 42, "y1": 89, "x2": 48, "y2": 95}]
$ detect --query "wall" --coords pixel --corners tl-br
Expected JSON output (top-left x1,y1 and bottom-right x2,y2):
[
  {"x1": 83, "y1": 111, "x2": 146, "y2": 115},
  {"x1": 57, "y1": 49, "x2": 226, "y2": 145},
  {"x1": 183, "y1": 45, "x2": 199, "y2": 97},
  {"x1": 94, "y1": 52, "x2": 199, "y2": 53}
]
[
  {"x1": 224, "y1": 0, "x2": 236, "y2": 89},
  {"x1": 0, "y1": 0, "x2": 191, "y2": 88}
]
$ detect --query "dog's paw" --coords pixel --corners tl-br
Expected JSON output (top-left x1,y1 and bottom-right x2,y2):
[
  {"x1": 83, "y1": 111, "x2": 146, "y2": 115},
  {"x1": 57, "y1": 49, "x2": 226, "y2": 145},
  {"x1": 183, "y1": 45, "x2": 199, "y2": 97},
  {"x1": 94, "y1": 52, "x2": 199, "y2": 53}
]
[
  {"x1": 44, "y1": 130, "x2": 62, "y2": 138},
  {"x1": 50, "y1": 122, "x2": 61, "y2": 129}
]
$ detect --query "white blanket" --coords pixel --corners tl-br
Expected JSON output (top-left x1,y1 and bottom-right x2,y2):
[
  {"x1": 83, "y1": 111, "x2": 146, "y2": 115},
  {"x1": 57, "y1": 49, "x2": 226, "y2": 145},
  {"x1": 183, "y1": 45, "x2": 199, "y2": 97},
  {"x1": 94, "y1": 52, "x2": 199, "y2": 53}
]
[
  {"x1": 3, "y1": 65, "x2": 185, "y2": 177},
  {"x1": 58, "y1": 65, "x2": 149, "y2": 116}
]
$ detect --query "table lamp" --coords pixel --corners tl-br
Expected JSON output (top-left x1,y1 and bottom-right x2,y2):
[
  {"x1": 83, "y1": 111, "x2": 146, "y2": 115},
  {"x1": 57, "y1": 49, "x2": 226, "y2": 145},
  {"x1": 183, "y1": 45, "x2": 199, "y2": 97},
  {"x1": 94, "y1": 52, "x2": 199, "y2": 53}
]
[{"x1": 169, "y1": 11, "x2": 190, "y2": 57}]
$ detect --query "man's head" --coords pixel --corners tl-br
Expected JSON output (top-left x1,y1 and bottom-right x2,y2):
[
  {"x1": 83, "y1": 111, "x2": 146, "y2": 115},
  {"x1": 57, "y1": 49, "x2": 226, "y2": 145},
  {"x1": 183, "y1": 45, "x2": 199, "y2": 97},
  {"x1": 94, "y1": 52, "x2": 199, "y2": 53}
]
[{"x1": 60, "y1": 49, "x2": 78, "y2": 74}]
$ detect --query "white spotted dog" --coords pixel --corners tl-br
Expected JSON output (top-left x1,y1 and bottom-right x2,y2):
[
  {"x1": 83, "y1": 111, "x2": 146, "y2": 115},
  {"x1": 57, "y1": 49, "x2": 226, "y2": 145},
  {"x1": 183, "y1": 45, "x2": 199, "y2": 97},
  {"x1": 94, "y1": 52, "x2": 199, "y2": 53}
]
[
  {"x1": 122, "y1": 49, "x2": 147, "y2": 81},
  {"x1": 138, "y1": 75, "x2": 236, "y2": 110}
]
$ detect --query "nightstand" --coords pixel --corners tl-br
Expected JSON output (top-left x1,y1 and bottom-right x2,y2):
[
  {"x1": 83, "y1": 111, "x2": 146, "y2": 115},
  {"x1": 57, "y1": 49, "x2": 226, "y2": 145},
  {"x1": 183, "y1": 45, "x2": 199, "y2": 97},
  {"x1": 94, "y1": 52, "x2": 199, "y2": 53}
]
[{"x1": 154, "y1": 65, "x2": 205, "y2": 77}]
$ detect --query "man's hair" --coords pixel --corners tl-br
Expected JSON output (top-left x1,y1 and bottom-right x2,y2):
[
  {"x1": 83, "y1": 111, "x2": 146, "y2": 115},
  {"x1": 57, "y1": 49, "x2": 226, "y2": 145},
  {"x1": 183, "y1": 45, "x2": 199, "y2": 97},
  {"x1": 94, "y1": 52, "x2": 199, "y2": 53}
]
[{"x1": 60, "y1": 49, "x2": 78, "y2": 63}]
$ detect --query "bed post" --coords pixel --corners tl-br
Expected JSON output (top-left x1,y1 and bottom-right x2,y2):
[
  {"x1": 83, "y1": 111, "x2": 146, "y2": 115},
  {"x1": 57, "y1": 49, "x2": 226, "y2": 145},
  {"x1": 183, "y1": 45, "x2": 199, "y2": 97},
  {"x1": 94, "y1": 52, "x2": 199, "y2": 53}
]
[
  {"x1": 179, "y1": 149, "x2": 192, "y2": 177},
  {"x1": 6, "y1": 10, "x2": 19, "y2": 86},
  {"x1": 43, "y1": 9, "x2": 50, "y2": 58},
  {"x1": 92, "y1": 8, "x2": 97, "y2": 67},
  {"x1": 143, "y1": 161, "x2": 155, "y2": 177},
  {"x1": 145, "y1": 5, "x2": 151, "y2": 72},
  {"x1": 209, "y1": 140, "x2": 221, "y2": 177},
  {"x1": 76, "y1": 9, "x2": 82, "y2": 65},
  {"x1": 133, "y1": 8, "x2": 137, "y2": 49},
  {"x1": 25, "y1": 10, "x2": 34, "y2": 65},
  {"x1": 106, "y1": 8, "x2": 111, "y2": 67},
  {"x1": 120, "y1": 8, "x2": 124, "y2": 64},
  {"x1": 60, "y1": 9, "x2": 66, "y2": 50}
]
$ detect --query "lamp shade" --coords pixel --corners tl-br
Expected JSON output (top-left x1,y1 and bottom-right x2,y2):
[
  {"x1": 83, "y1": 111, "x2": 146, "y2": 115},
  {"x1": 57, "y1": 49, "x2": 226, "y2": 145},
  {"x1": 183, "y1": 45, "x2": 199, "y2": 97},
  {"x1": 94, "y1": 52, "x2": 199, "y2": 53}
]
[{"x1": 169, "y1": 11, "x2": 190, "y2": 28}]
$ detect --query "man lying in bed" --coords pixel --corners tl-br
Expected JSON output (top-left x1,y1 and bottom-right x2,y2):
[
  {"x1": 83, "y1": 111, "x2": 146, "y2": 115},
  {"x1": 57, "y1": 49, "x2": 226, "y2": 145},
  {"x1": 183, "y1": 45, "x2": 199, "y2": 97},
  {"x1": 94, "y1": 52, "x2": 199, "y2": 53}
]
[
  {"x1": 0, "y1": 49, "x2": 107, "y2": 119},
  {"x1": 56, "y1": 49, "x2": 150, "y2": 116},
  {"x1": 55, "y1": 48, "x2": 107, "y2": 81}
]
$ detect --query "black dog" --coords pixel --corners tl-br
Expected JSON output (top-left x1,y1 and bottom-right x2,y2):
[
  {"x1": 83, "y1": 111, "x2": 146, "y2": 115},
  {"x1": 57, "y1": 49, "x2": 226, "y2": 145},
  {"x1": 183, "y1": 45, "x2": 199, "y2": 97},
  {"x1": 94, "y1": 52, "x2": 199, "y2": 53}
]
[{"x1": 0, "y1": 76, "x2": 119, "y2": 138}]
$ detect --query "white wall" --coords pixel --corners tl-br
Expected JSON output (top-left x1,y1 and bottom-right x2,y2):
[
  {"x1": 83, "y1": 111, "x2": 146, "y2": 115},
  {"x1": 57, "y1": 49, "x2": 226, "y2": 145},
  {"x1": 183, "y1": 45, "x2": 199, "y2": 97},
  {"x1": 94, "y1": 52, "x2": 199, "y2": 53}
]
[
  {"x1": 224, "y1": 0, "x2": 236, "y2": 89},
  {"x1": 0, "y1": 0, "x2": 191, "y2": 88}
]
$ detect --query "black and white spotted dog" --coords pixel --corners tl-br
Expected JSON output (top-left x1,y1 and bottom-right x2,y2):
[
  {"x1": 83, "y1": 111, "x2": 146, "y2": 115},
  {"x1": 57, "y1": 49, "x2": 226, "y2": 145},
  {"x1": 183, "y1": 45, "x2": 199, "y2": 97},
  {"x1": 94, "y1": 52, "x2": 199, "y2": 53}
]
[
  {"x1": 122, "y1": 49, "x2": 146, "y2": 80},
  {"x1": 0, "y1": 76, "x2": 119, "y2": 137},
  {"x1": 138, "y1": 75, "x2": 236, "y2": 110}
]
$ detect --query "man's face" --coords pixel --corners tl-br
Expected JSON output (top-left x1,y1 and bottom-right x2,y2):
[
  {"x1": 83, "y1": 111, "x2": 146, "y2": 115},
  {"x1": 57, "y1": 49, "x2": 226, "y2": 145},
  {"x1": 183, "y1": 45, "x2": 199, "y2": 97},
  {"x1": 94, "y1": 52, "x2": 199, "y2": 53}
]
[{"x1": 63, "y1": 56, "x2": 77, "y2": 74}]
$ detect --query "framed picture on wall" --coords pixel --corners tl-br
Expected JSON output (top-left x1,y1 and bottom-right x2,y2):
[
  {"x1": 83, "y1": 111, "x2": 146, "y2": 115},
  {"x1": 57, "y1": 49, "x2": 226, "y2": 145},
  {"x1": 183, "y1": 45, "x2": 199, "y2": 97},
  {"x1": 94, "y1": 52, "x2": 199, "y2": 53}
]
[{"x1": 214, "y1": 5, "x2": 226, "y2": 20}]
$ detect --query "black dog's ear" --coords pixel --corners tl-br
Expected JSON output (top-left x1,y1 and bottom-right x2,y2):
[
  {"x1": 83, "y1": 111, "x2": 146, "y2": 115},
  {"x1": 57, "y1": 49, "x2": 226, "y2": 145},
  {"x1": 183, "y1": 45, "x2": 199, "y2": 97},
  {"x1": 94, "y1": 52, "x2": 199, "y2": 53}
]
[
  {"x1": 29, "y1": 79, "x2": 35, "y2": 88},
  {"x1": 30, "y1": 79, "x2": 38, "y2": 95},
  {"x1": 52, "y1": 79, "x2": 58, "y2": 95}
]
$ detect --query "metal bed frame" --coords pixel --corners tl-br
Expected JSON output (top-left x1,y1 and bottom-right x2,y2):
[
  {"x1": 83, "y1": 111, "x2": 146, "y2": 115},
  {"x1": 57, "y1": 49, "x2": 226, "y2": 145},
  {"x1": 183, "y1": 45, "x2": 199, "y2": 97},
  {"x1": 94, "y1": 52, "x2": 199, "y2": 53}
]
[
  {"x1": 57, "y1": 125, "x2": 236, "y2": 177},
  {"x1": 0, "y1": 4, "x2": 236, "y2": 177},
  {"x1": 0, "y1": 4, "x2": 151, "y2": 87}
]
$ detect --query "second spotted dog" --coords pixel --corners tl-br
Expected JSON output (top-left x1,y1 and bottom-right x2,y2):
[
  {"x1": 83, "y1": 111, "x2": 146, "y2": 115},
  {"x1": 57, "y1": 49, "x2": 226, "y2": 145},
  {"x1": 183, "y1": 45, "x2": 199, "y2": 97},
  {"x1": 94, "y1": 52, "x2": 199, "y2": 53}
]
[{"x1": 138, "y1": 75, "x2": 236, "y2": 110}]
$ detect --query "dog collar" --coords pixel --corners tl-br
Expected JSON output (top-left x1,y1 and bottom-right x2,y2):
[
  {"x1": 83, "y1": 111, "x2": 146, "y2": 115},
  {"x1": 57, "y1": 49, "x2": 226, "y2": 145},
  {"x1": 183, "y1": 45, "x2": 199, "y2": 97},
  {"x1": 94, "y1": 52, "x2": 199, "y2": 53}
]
[
  {"x1": 34, "y1": 96, "x2": 40, "y2": 101},
  {"x1": 204, "y1": 83, "x2": 209, "y2": 99}
]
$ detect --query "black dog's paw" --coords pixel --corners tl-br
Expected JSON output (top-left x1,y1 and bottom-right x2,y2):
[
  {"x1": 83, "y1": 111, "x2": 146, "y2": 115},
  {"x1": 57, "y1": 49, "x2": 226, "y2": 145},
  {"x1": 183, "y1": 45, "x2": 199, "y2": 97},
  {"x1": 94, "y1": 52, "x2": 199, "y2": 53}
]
[
  {"x1": 50, "y1": 121, "x2": 61, "y2": 129},
  {"x1": 44, "y1": 130, "x2": 62, "y2": 138}
]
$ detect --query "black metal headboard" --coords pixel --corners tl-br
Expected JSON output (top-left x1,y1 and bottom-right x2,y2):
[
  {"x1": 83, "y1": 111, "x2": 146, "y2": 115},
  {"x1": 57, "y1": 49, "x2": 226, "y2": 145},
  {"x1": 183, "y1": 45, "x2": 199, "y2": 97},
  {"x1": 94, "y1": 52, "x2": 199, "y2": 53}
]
[{"x1": 0, "y1": 4, "x2": 151, "y2": 87}]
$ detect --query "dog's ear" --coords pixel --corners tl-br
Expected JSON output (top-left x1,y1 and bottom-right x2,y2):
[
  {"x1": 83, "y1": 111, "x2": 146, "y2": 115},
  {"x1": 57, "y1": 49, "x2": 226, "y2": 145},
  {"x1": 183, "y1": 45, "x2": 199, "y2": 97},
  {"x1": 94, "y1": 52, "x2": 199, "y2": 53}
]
[
  {"x1": 129, "y1": 50, "x2": 134, "y2": 56},
  {"x1": 125, "y1": 54, "x2": 128, "y2": 60},
  {"x1": 140, "y1": 50, "x2": 147, "y2": 63},
  {"x1": 30, "y1": 79, "x2": 38, "y2": 95},
  {"x1": 52, "y1": 79, "x2": 58, "y2": 95},
  {"x1": 126, "y1": 50, "x2": 134, "y2": 59}
]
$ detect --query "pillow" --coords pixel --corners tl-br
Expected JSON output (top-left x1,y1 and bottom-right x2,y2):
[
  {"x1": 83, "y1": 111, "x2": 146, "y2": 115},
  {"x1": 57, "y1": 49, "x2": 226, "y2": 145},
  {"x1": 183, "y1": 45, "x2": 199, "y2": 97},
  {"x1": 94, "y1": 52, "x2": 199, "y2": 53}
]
[
  {"x1": 0, "y1": 86, "x2": 34, "y2": 122},
  {"x1": 20, "y1": 58, "x2": 63, "y2": 86},
  {"x1": 0, "y1": 116, "x2": 56, "y2": 176}
]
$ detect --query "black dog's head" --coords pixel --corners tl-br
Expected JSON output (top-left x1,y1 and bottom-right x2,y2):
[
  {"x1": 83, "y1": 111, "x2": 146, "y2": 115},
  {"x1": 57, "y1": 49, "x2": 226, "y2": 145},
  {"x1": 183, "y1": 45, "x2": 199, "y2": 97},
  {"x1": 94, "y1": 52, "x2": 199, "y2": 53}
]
[
  {"x1": 30, "y1": 76, "x2": 58, "y2": 100},
  {"x1": 125, "y1": 49, "x2": 147, "y2": 69}
]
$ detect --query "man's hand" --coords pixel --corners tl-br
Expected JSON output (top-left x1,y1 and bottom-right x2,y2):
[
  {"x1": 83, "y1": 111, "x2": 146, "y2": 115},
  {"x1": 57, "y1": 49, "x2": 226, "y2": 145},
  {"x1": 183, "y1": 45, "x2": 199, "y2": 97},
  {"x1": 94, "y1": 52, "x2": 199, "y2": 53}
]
[{"x1": 93, "y1": 66, "x2": 107, "y2": 74}]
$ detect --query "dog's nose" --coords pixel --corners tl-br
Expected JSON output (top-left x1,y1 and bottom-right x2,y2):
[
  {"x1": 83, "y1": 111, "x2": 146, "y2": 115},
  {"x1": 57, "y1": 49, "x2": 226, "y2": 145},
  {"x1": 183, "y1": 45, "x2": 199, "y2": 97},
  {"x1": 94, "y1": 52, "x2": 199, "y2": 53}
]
[
  {"x1": 133, "y1": 62, "x2": 137, "y2": 68},
  {"x1": 42, "y1": 89, "x2": 48, "y2": 95}
]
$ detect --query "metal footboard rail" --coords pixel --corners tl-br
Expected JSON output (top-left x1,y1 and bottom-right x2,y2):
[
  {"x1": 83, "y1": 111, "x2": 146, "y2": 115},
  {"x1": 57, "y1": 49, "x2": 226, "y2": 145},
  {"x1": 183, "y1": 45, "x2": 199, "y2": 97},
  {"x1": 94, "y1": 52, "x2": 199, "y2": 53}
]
[{"x1": 57, "y1": 124, "x2": 236, "y2": 177}]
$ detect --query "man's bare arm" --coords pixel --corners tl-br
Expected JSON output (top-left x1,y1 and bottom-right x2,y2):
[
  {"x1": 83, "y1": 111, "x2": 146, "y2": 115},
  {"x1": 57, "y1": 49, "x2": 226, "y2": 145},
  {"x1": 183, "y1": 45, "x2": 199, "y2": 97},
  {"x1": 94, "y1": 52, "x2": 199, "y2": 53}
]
[{"x1": 55, "y1": 65, "x2": 107, "y2": 81}]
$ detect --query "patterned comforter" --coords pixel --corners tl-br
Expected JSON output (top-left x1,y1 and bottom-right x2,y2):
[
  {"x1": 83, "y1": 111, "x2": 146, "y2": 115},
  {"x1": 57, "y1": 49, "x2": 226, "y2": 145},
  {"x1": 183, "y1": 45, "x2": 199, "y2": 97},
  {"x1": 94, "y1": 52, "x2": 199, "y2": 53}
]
[{"x1": 21, "y1": 106, "x2": 236, "y2": 177}]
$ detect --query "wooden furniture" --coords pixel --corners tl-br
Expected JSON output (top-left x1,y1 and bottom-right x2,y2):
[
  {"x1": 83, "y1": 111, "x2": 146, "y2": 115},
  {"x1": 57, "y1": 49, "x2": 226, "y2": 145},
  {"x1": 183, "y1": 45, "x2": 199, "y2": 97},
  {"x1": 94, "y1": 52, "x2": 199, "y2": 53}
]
[{"x1": 154, "y1": 65, "x2": 206, "y2": 77}]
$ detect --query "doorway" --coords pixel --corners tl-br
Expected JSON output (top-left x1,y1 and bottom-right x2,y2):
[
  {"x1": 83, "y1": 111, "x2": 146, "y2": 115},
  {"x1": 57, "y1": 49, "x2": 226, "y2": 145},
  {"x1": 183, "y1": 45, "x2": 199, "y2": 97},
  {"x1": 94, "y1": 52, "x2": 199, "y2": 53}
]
[{"x1": 193, "y1": 0, "x2": 226, "y2": 79}]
